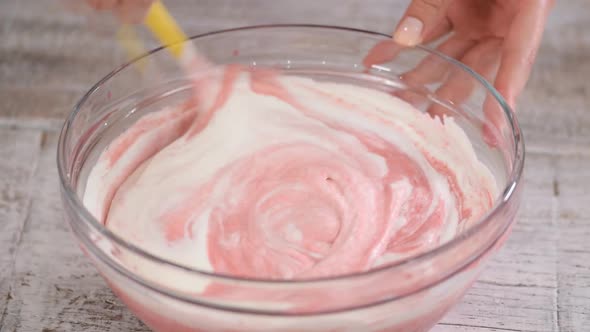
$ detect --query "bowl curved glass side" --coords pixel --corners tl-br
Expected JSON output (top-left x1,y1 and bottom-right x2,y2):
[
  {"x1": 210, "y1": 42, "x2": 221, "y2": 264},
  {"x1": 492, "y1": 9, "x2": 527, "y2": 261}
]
[{"x1": 57, "y1": 25, "x2": 524, "y2": 332}]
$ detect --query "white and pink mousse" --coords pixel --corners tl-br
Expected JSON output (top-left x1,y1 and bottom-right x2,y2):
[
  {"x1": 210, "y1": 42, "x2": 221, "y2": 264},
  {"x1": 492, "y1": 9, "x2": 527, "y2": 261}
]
[{"x1": 84, "y1": 66, "x2": 497, "y2": 283}]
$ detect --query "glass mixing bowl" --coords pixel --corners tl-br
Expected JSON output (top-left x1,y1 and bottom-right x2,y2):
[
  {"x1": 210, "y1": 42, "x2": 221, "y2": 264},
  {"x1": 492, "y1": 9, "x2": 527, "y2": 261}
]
[{"x1": 57, "y1": 25, "x2": 524, "y2": 332}]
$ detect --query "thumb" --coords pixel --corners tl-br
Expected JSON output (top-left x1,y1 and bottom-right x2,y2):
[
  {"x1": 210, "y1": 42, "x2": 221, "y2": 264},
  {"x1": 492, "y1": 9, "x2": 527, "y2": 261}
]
[{"x1": 394, "y1": 0, "x2": 452, "y2": 46}]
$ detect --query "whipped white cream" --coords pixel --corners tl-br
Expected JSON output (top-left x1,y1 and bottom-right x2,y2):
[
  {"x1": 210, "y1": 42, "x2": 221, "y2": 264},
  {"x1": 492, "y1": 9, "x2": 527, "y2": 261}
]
[{"x1": 84, "y1": 67, "x2": 497, "y2": 298}]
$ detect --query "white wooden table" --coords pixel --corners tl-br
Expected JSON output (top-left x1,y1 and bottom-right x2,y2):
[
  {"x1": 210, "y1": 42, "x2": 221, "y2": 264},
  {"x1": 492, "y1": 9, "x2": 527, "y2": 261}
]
[{"x1": 1, "y1": 1, "x2": 589, "y2": 331}]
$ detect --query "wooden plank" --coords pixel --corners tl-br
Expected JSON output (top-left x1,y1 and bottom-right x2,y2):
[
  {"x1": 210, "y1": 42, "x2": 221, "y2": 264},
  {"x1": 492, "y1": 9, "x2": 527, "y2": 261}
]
[
  {"x1": 433, "y1": 324, "x2": 532, "y2": 332},
  {"x1": 0, "y1": 129, "x2": 42, "y2": 329},
  {"x1": 428, "y1": 150, "x2": 590, "y2": 332},
  {"x1": 439, "y1": 282, "x2": 555, "y2": 332},
  {"x1": 0, "y1": 0, "x2": 404, "y2": 122},
  {"x1": 514, "y1": 0, "x2": 590, "y2": 149},
  {"x1": 0, "y1": 1, "x2": 125, "y2": 122},
  {"x1": 554, "y1": 155, "x2": 590, "y2": 332},
  {"x1": 0, "y1": 133, "x2": 149, "y2": 332}
]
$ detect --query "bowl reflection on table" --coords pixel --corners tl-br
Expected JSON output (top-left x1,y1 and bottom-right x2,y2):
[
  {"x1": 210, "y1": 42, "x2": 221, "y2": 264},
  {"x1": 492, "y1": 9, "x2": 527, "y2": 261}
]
[{"x1": 57, "y1": 25, "x2": 524, "y2": 332}]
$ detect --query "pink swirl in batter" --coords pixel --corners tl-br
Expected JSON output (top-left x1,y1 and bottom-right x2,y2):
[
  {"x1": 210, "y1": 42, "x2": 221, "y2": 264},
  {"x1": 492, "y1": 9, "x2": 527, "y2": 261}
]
[{"x1": 84, "y1": 65, "x2": 497, "y2": 282}]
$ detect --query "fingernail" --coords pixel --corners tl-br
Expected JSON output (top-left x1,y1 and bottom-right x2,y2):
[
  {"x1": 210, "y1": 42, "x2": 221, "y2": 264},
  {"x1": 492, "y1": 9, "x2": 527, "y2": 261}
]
[{"x1": 394, "y1": 16, "x2": 424, "y2": 46}]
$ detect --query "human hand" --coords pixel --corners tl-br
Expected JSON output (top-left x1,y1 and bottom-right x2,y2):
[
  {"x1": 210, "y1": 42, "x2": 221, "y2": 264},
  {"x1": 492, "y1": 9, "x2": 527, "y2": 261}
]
[
  {"x1": 86, "y1": 0, "x2": 154, "y2": 23},
  {"x1": 393, "y1": 0, "x2": 554, "y2": 108}
]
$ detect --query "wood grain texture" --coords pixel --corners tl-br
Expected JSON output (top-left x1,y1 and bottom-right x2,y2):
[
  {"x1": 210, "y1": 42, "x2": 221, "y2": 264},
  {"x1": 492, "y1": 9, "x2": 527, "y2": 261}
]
[
  {"x1": 0, "y1": 133, "x2": 146, "y2": 332},
  {"x1": 0, "y1": 130, "x2": 42, "y2": 330},
  {"x1": 0, "y1": 0, "x2": 589, "y2": 331}
]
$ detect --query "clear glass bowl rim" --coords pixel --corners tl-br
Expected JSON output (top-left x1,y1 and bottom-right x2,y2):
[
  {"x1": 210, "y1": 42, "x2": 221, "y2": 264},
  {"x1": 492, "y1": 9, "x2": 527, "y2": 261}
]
[{"x1": 57, "y1": 24, "x2": 525, "y2": 288}]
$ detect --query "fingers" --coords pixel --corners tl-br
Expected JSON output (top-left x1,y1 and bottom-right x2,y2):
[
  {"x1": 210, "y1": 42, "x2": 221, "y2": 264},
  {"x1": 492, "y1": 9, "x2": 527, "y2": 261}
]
[
  {"x1": 113, "y1": 0, "x2": 153, "y2": 23},
  {"x1": 362, "y1": 40, "x2": 405, "y2": 69},
  {"x1": 371, "y1": 0, "x2": 452, "y2": 72},
  {"x1": 494, "y1": 0, "x2": 554, "y2": 108},
  {"x1": 401, "y1": 36, "x2": 476, "y2": 86},
  {"x1": 422, "y1": 17, "x2": 453, "y2": 44},
  {"x1": 86, "y1": 0, "x2": 154, "y2": 23},
  {"x1": 364, "y1": 36, "x2": 468, "y2": 109},
  {"x1": 481, "y1": 92, "x2": 506, "y2": 148},
  {"x1": 426, "y1": 38, "x2": 502, "y2": 120},
  {"x1": 87, "y1": 0, "x2": 117, "y2": 10},
  {"x1": 394, "y1": 0, "x2": 453, "y2": 46}
]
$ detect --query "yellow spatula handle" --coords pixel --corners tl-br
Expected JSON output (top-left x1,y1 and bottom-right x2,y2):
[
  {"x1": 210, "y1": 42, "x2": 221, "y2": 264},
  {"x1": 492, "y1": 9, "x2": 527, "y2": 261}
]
[{"x1": 143, "y1": 0, "x2": 188, "y2": 59}]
